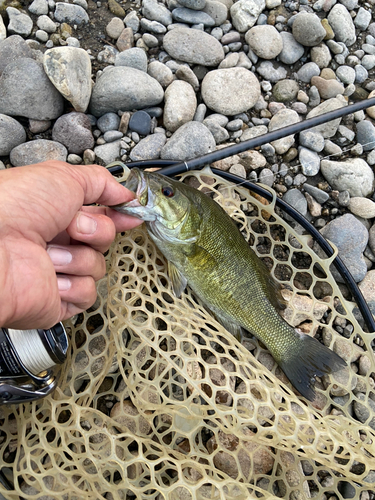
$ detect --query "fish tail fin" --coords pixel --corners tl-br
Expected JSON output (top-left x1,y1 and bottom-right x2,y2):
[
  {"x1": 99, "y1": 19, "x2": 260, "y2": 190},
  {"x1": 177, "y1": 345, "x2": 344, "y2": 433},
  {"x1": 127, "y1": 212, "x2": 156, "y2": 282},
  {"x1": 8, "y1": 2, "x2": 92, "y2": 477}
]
[{"x1": 279, "y1": 334, "x2": 346, "y2": 401}]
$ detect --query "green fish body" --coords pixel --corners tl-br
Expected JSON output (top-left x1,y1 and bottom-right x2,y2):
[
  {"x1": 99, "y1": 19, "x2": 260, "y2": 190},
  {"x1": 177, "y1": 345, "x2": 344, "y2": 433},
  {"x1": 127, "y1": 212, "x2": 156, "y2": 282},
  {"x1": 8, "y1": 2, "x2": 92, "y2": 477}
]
[{"x1": 114, "y1": 168, "x2": 346, "y2": 401}]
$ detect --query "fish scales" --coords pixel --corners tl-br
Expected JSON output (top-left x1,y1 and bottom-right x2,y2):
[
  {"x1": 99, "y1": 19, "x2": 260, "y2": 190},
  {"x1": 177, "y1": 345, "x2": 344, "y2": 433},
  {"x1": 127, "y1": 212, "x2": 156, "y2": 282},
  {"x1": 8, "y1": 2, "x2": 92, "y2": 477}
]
[{"x1": 113, "y1": 168, "x2": 346, "y2": 401}]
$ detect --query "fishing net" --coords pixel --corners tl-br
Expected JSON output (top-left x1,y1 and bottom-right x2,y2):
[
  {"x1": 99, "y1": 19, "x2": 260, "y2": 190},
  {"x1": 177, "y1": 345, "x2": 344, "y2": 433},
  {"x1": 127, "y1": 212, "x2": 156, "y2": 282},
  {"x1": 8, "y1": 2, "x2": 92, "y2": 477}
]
[{"x1": 0, "y1": 168, "x2": 374, "y2": 500}]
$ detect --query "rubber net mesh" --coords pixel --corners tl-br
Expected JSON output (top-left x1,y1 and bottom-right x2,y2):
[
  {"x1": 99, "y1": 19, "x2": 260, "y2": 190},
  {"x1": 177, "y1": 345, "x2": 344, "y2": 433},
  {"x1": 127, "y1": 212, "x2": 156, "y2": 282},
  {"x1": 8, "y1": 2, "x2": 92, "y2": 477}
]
[{"x1": 0, "y1": 169, "x2": 374, "y2": 500}]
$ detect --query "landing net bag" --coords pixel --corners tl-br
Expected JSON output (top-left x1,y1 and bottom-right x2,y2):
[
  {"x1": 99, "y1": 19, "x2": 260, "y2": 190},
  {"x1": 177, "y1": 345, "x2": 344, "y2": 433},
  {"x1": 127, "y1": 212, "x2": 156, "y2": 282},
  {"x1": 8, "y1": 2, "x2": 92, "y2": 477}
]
[{"x1": 0, "y1": 169, "x2": 374, "y2": 499}]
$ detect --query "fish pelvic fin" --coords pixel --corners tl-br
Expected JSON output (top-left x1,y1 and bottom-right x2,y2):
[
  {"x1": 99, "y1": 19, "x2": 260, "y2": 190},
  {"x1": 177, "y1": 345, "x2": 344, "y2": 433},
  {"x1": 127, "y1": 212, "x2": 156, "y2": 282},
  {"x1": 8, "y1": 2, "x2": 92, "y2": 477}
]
[
  {"x1": 279, "y1": 334, "x2": 347, "y2": 401},
  {"x1": 168, "y1": 262, "x2": 187, "y2": 298}
]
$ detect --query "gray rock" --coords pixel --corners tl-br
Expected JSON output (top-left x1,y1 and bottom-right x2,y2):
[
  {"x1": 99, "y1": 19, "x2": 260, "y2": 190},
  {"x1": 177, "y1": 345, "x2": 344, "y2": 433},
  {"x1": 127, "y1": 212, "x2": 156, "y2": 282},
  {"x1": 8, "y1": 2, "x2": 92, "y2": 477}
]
[
  {"x1": 292, "y1": 13, "x2": 326, "y2": 47},
  {"x1": 0, "y1": 35, "x2": 32, "y2": 76},
  {"x1": 303, "y1": 184, "x2": 329, "y2": 204},
  {"x1": 321, "y1": 158, "x2": 375, "y2": 197},
  {"x1": 124, "y1": 11, "x2": 139, "y2": 32},
  {"x1": 178, "y1": 0, "x2": 206, "y2": 9},
  {"x1": 29, "y1": 119, "x2": 51, "y2": 134},
  {"x1": 163, "y1": 27, "x2": 224, "y2": 66},
  {"x1": 258, "y1": 167, "x2": 274, "y2": 186},
  {"x1": 43, "y1": 47, "x2": 92, "y2": 113},
  {"x1": 172, "y1": 7, "x2": 215, "y2": 26},
  {"x1": 230, "y1": 0, "x2": 266, "y2": 32},
  {"x1": 140, "y1": 17, "x2": 167, "y2": 34},
  {"x1": 219, "y1": 52, "x2": 239, "y2": 68},
  {"x1": 355, "y1": 65, "x2": 368, "y2": 84},
  {"x1": 269, "y1": 108, "x2": 300, "y2": 154},
  {"x1": 278, "y1": 32, "x2": 304, "y2": 65},
  {"x1": 257, "y1": 61, "x2": 287, "y2": 82},
  {"x1": 115, "y1": 47, "x2": 148, "y2": 72},
  {"x1": 201, "y1": 67, "x2": 260, "y2": 115},
  {"x1": 272, "y1": 79, "x2": 299, "y2": 102},
  {"x1": 245, "y1": 25, "x2": 282, "y2": 59},
  {"x1": 129, "y1": 133, "x2": 167, "y2": 161},
  {"x1": 202, "y1": 0, "x2": 228, "y2": 27},
  {"x1": 10, "y1": 139, "x2": 67, "y2": 166},
  {"x1": 36, "y1": 14, "x2": 57, "y2": 33},
  {"x1": 361, "y1": 55, "x2": 375, "y2": 70},
  {"x1": 336, "y1": 65, "x2": 356, "y2": 85},
  {"x1": 94, "y1": 140, "x2": 122, "y2": 164},
  {"x1": 296, "y1": 62, "x2": 320, "y2": 83},
  {"x1": 194, "y1": 103, "x2": 207, "y2": 122},
  {"x1": 6, "y1": 7, "x2": 33, "y2": 37},
  {"x1": 299, "y1": 130, "x2": 324, "y2": 152},
  {"x1": 298, "y1": 147, "x2": 320, "y2": 176},
  {"x1": 327, "y1": 4, "x2": 356, "y2": 47},
  {"x1": 54, "y1": 2, "x2": 89, "y2": 24},
  {"x1": 129, "y1": 110, "x2": 152, "y2": 135},
  {"x1": 97, "y1": 112, "x2": 120, "y2": 133},
  {"x1": 103, "y1": 130, "x2": 123, "y2": 142},
  {"x1": 0, "y1": 57, "x2": 64, "y2": 120},
  {"x1": 142, "y1": 33, "x2": 159, "y2": 48},
  {"x1": 97, "y1": 45, "x2": 118, "y2": 65},
  {"x1": 310, "y1": 43, "x2": 332, "y2": 69},
  {"x1": 147, "y1": 61, "x2": 173, "y2": 88},
  {"x1": 28, "y1": 0, "x2": 48, "y2": 15},
  {"x1": 161, "y1": 121, "x2": 215, "y2": 160},
  {"x1": 175, "y1": 65, "x2": 199, "y2": 91},
  {"x1": 0, "y1": 114, "x2": 26, "y2": 155},
  {"x1": 90, "y1": 67, "x2": 164, "y2": 116},
  {"x1": 202, "y1": 117, "x2": 229, "y2": 144},
  {"x1": 52, "y1": 112, "x2": 94, "y2": 154},
  {"x1": 356, "y1": 120, "x2": 375, "y2": 151},
  {"x1": 0, "y1": 14, "x2": 6, "y2": 41},
  {"x1": 163, "y1": 80, "x2": 197, "y2": 132},
  {"x1": 106, "y1": 17, "x2": 125, "y2": 39},
  {"x1": 306, "y1": 96, "x2": 347, "y2": 138},
  {"x1": 142, "y1": 0, "x2": 172, "y2": 26},
  {"x1": 283, "y1": 189, "x2": 308, "y2": 218},
  {"x1": 354, "y1": 7, "x2": 371, "y2": 31}
]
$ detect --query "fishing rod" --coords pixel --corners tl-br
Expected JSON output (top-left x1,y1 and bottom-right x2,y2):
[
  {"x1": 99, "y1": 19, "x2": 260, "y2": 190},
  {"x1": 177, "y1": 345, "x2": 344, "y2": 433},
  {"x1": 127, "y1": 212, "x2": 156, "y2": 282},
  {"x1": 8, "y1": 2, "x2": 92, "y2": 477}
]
[{"x1": 107, "y1": 96, "x2": 375, "y2": 333}]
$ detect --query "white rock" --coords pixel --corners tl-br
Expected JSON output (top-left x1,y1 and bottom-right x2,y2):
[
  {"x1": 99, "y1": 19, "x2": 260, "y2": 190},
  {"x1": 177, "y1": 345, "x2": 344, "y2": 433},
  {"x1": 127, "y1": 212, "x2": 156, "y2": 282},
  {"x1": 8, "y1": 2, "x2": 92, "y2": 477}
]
[
  {"x1": 269, "y1": 109, "x2": 300, "y2": 154},
  {"x1": 163, "y1": 80, "x2": 197, "y2": 132},
  {"x1": 321, "y1": 158, "x2": 375, "y2": 197},
  {"x1": 7, "y1": 7, "x2": 33, "y2": 37},
  {"x1": 230, "y1": 0, "x2": 265, "y2": 32}
]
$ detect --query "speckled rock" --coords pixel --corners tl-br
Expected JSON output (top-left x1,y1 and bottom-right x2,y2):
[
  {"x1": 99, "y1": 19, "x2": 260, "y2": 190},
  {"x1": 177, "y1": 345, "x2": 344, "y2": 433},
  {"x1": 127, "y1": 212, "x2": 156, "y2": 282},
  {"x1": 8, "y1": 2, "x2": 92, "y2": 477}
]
[
  {"x1": 54, "y1": 2, "x2": 89, "y2": 24},
  {"x1": 292, "y1": 13, "x2": 326, "y2": 47},
  {"x1": 10, "y1": 139, "x2": 67, "y2": 166},
  {"x1": 269, "y1": 108, "x2": 300, "y2": 154},
  {"x1": 172, "y1": 7, "x2": 215, "y2": 27},
  {"x1": 327, "y1": 3, "x2": 356, "y2": 46},
  {"x1": 7, "y1": 7, "x2": 33, "y2": 37},
  {"x1": 94, "y1": 139, "x2": 122, "y2": 164},
  {"x1": 0, "y1": 114, "x2": 26, "y2": 155},
  {"x1": 272, "y1": 79, "x2": 299, "y2": 102},
  {"x1": 245, "y1": 25, "x2": 282, "y2": 59},
  {"x1": 0, "y1": 35, "x2": 33, "y2": 76},
  {"x1": 147, "y1": 61, "x2": 174, "y2": 88},
  {"x1": 306, "y1": 95, "x2": 347, "y2": 138},
  {"x1": 257, "y1": 61, "x2": 287, "y2": 82},
  {"x1": 164, "y1": 80, "x2": 197, "y2": 132},
  {"x1": 358, "y1": 270, "x2": 375, "y2": 317},
  {"x1": 348, "y1": 197, "x2": 375, "y2": 219},
  {"x1": 201, "y1": 67, "x2": 260, "y2": 115},
  {"x1": 298, "y1": 147, "x2": 320, "y2": 176},
  {"x1": 161, "y1": 121, "x2": 215, "y2": 161},
  {"x1": 321, "y1": 158, "x2": 374, "y2": 197},
  {"x1": 52, "y1": 112, "x2": 94, "y2": 154},
  {"x1": 353, "y1": 393, "x2": 375, "y2": 430},
  {"x1": 129, "y1": 133, "x2": 167, "y2": 161},
  {"x1": 230, "y1": 0, "x2": 265, "y2": 32}
]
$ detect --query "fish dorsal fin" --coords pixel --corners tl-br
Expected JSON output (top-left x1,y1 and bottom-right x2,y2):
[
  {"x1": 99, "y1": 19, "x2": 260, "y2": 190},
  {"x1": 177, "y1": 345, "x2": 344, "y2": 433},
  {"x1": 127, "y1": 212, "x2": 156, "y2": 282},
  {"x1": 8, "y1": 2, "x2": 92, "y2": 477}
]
[{"x1": 168, "y1": 262, "x2": 188, "y2": 298}]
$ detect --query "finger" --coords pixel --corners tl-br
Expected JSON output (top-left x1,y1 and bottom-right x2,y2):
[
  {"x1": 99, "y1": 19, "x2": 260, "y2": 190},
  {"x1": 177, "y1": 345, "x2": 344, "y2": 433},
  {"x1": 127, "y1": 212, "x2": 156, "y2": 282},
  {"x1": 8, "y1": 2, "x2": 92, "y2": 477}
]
[
  {"x1": 47, "y1": 244, "x2": 106, "y2": 281},
  {"x1": 81, "y1": 206, "x2": 143, "y2": 233},
  {"x1": 66, "y1": 211, "x2": 116, "y2": 253},
  {"x1": 57, "y1": 274, "x2": 98, "y2": 313}
]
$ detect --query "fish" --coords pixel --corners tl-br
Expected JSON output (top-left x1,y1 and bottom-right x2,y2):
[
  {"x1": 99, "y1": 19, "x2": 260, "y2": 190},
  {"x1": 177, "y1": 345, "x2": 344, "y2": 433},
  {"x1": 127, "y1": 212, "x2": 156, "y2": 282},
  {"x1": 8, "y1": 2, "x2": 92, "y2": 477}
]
[{"x1": 112, "y1": 167, "x2": 346, "y2": 401}]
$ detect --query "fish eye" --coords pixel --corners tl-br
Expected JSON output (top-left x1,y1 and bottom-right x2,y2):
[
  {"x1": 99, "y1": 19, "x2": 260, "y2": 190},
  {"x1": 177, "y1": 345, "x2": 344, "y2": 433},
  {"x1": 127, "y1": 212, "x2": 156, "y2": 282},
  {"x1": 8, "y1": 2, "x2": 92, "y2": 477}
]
[{"x1": 162, "y1": 186, "x2": 174, "y2": 197}]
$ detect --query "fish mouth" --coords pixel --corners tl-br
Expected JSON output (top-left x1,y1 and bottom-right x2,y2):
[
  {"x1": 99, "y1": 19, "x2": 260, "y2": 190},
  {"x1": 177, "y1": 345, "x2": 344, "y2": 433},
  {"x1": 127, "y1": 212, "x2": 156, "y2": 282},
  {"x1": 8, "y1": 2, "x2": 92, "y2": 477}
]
[{"x1": 123, "y1": 169, "x2": 148, "y2": 208}]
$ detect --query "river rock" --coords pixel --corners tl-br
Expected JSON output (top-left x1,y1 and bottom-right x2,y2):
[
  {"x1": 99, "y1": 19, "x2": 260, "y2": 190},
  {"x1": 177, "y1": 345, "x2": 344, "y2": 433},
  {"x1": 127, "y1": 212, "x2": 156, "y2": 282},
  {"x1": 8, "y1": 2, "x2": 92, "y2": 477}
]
[
  {"x1": 320, "y1": 158, "x2": 375, "y2": 197},
  {"x1": 129, "y1": 110, "x2": 151, "y2": 135},
  {"x1": 269, "y1": 108, "x2": 300, "y2": 154},
  {"x1": 43, "y1": 47, "x2": 92, "y2": 113},
  {"x1": 283, "y1": 188, "x2": 308, "y2": 218},
  {"x1": 142, "y1": 0, "x2": 172, "y2": 26},
  {"x1": 0, "y1": 15, "x2": 5, "y2": 41},
  {"x1": 115, "y1": 47, "x2": 148, "y2": 72},
  {"x1": 36, "y1": 14, "x2": 56, "y2": 33},
  {"x1": 94, "y1": 140, "x2": 122, "y2": 164},
  {"x1": 129, "y1": 133, "x2": 167, "y2": 161},
  {"x1": 52, "y1": 112, "x2": 94, "y2": 154},
  {"x1": 54, "y1": 2, "x2": 89, "y2": 24},
  {"x1": 178, "y1": 0, "x2": 206, "y2": 8},
  {"x1": 356, "y1": 120, "x2": 375, "y2": 151},
  {"x1": 10, "y1": 139, "x2": 67, "y2": 166},
  {"x1": 6, "y1": 7, "x2": 33, "y2": 37},
  {"x1": 172, "y1": 7, "x2": 215, "y2": 26},
  {"x1": 348, "y1": 197, "x2": 375, "y2": 219},
  {"x1": 201, "y1": 67, "x2": 260, "y2": 115},
  {"x1": 257, "y1": 61, "x2": 287, "y2": 82},
  {"x1": 327, "y1": 4, "x2": 356, "y2": 46},
  {"x1": 245, "y1": 25, "x2": 282, "y2": 59},
  {"x1": 90, "y1": 66, "x2": 164, "y2": 116},
  {"x1": 311, "y1": 76, "x2": 344, "y2": 99},
  {"x1": 161, "y1": 121, "x2": 215, "y2": 161},
  {"x1": 0, "y1": 114, "x2": 26, "y2": 156},
  {"x1": 298, "y1": 147, "x2": 320, "y2": 176},
  {"x1": 163, "y1": 27, "x2": 224, "y2": 66},
  {"x1": 278, "y1": 32, "x2": 304, "y2": 65},
  {"x1": 0, "y1": 58, "x2": 64, "y2": 120},
  {"x1": 306, "y1": 96, "x2": 347, "y2": 138},
  {"x1": 163, "y1": 80, "x2": 197, "y2": 132},
  {"x1": 202, "y1": 0, "x2": 228, "y2": 27},
  {"x1": 0, "y1": 35, "x2": 32, "y2": 76},
  {"x1": 230, "y1": 0, "x2": 265, "y2": 32},
  {"x1": 272, "y1": 79, "x2": 299, "y2": 102},
  {"x1": 292, "y1": 12, "x2": 326, "y2": 47},
  {"x1": 147, "y1": 61, "x2": 174, "y2": 87},
  {"x1": 28, "y1": 0, "x2": 49, "y2": 15}
]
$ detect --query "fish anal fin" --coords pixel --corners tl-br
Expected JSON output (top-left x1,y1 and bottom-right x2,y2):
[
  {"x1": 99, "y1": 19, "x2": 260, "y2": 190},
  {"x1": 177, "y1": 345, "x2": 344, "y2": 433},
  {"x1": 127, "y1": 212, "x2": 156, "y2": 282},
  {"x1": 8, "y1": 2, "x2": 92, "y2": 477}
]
[{"x1": 168, "y1": 262, "x2": 187, "y2": 298}]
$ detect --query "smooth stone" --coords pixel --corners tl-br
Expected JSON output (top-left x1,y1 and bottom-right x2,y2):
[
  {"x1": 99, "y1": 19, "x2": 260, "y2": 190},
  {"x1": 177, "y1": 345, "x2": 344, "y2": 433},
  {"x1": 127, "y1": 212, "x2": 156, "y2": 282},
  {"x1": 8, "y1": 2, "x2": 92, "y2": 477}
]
[
  {"x1": 172, "y1": 7, "x2": 215, "y2": 26},
  {"x1": 103, "y1": 130, "x2": 123, "y2": 142},
  {"x1": 147, "y1": 61, "x2": 174, "y2": 87},
  {"x1": 178, "y1": 0, "x2": 206, "y2": 9},
  {"x1": 245, "y1": 25, "x2": 282, "y2": 59},
  {"x1": 298, "y1": 147, "x2": 321, "y2": 176},
  {"x1": 129, "y1": 133, "x2": 167, "y2": 161},
  {"x1": 97, "y1": 112, "x2": 120, "y2": 133},
  {"x1": 175, "y1": 65, "x2": 199, "y2": 91},
  {"x1": 94, "y1": 140, "x2": 122, "y2": 164},
  {"x1": 269, "y1": 108, "x2": 300, "y2": 154},
  {"x1": 106, "y1": 17, "x2": 125, "y2": 39},
  {"x1": 0, "y1": 57, "x2": 64, "y2": 120},
  {"x1": 201, "y1": 67, "x2": 260, "y2": 115},
  {"x1": 356, "y1": 120, "x2": 375, "y2": 151},
  {"x1": 29, "y1": 119, "x2": 51, "y2": 134},
  {"x1": 129, "y1": 110, "x2": 152, "y2": 135},
  {"x1": 124, "y1": 11, "x2": 139, "y2": 32},
  {"x1": 142, "y1": 0, "x2": 172, "y2": 26},
  {"x1": 6, "y1": 7, "x2": 33, "y2": 37},
  {"x1": 219, "y1": 52, "x2": 240, "y2": 68},
  {"x1": 296, "y1": 62, "x2": 320, "y2": 83},
  {"x1": 256, "y1": 61, "x2": 287, "y2": 82},
  {"x1": 36, "y1": 14, "x2": 57, "y2": 33},
  {"x1": 140, "y1": 18, "x2": 166, "y2": 35},
  {"x1": 116, "y1": 27, "x2": 134, "y2": 51},
  {"x1": 354, "y1": 6, "x2": 371, "y2": 31},
  {"x1": 327, "y1": 4, "x2": 356, "y2": 47},
  {"x1": 310, "y1": 43, "x2": 332, "y2": 69},
  {"x1": 202, "y1": 0, "x2": 228, "y2": 27},
  {"x1": 362, "y1": 55, "x2": 375, "y2": 70},
  {"x1": 163, "y1": 27, "x2": 224, "y2": 66},
  {"x1": 193, "y1": 103, "x2": 207, "y2": 122},
  {"x1": 230, "y1": 0, "x2": 266, "y2": 32},
  {"x1": 272, "y1": 79, "x2": 299, "y2": 102},
  {"x1": 90, "y1": 67, "x2": 164, "y2": 116},
  {"x1": 142, "y1": 33, "x2": 159, "y2": 48},
  {"x1": 163, "y1": 80, "x2": 197, "y2": 132},
  {"x1": 0, "y1": 35, "x2": 32, "y2": 76},
  {"x1": 115, "y1": 47, "x2": 148, "y2": 72},
  {"x1": 303, "y1": 183, "x2": 329, "y2": 204},
  {"x1": 161, "y1": 121, "x2": 215, "y2": 160},
  {"x1": 28, "y1": 0, "x2": 49, "y2": 15},
  {"x1": 283, "y1": 189, "x2": 308, "y2": 218},
  {"x1": 278, "y1": 32, "x2": 304, "y2": 65},
  {"x1": 311, "y1": 76, "x2": 344, "y2": 99},
  {"x1": 299, "y1": 130, "x2": 324, "y2": 152},
  {"x1": 319, "y1": 214, "x2": 368, "y2": 283},
  {"x1": 321, "y1": 158, "x2": 375, "y2": 197},
  {"x1": 10, "y1": 139, "x2": 67, "y2": 166},
  {"x1": 35, "y1": 29, "x2": 48, "y2": 42},
  {"x1": 54, "y1": 2, "x2": 89, "y2": 24},
  {"x1": 52, "y1": 112, "x2": 94, "y2": 154},
  {"x1": 0, "y1": 114, "x2": 26, "y2": 155},
  {"x1": 202, "y1": 119, "x2": 229, "y2": 144},
  {"x1": 240, "y1": 124, "x2": 267, "y2": 141},
  {"x1": 43, "y1": 47, "x2": 92, "y2": 113},
  {"x1": 349, "y1": 197, "x2": 375, "y2": 219},
  {"x1": 0, "y1": 15, "x2": 5, "y2": 41},
  {"x1": 292, "y1": 12, "x2": 326, "y2": 47},
  {"x1": 306, "y1": 95, "x2": 347, "y2": 138}
]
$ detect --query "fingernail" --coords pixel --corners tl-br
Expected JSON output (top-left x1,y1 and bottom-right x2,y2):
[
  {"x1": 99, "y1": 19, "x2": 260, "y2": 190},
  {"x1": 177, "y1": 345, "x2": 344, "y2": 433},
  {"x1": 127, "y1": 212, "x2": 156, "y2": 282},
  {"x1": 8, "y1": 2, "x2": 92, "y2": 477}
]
[
  {"x1": 77, "y1": 213, "x2": 97, "y2": 234},
  {"x1": 57, "y1": 277, "x2": 71, "y2": 291},
  {"x1": 47, "y1": 246, "x2": 72, "y2": 266}
]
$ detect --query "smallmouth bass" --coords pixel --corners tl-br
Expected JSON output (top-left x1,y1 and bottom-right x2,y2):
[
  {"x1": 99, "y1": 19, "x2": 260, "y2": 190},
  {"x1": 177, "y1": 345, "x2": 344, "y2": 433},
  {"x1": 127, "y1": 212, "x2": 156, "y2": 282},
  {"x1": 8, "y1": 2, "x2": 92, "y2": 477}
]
[{"x1": 113, "y1": 168, "x2": 346, "y2": 401}]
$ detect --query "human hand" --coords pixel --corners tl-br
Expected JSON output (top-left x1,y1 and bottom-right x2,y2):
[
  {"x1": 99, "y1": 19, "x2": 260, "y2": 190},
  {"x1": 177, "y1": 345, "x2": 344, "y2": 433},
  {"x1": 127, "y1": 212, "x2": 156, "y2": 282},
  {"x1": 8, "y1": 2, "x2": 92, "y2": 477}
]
[{"x1": 0, "y1": 161, "x2": 141, "y2": 330}]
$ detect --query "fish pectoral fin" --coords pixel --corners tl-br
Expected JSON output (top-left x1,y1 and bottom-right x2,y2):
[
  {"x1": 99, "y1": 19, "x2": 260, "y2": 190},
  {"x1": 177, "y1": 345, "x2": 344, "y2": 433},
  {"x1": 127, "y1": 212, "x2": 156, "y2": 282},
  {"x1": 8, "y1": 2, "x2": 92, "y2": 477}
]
[
  {"x1": 168, "y1": 262, "x2": 188, "y2": 298},
  {"x1": 212, "y1": 311, "x2": 243, "y2": 342}
]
